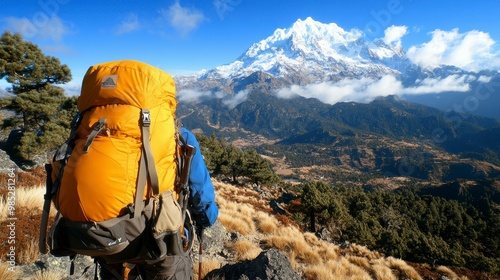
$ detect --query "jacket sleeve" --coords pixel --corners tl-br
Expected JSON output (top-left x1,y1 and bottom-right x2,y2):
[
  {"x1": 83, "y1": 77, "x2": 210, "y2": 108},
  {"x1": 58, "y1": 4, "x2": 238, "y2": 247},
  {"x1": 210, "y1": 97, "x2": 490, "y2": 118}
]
[{"x1": 181, "y1": 127, "x2": 219, "y2": 228}]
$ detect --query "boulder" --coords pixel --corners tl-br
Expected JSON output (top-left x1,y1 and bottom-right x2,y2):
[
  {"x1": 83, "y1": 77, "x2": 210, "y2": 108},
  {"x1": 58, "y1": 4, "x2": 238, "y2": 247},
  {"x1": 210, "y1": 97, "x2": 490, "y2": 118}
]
[
  {"x1": 204, "y1": 248, "x2": 301, "y2": 280},
  {"x1": 0, "y1": 149, "x2": 20, "y2": 173}
]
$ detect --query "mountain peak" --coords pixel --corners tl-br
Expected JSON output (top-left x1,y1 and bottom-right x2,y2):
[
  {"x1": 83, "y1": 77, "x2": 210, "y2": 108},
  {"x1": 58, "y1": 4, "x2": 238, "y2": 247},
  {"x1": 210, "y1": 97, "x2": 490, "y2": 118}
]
[
  {"x1": 290, "y1": 16, "x2": 360, "y2": 43},
  {"x1": 182, "y1": 18, "x2": 479, "y2": 94},
  {"x1": 224, "y1": 17, "x2": 394, "y2": 80},
  {"x1": 244, "y1": 17, "x2": 362, "y2": 60}
]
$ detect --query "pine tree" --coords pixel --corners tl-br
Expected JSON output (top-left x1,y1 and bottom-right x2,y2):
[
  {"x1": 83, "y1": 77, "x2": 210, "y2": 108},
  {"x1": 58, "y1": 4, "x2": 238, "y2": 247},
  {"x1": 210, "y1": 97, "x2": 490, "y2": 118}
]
[
  {"x1": 243, "y1": 148, "x2": 280, "y2": 185},
  {"x1": 0, "y1": 31, "x2": 76, "y2": 161},
  {"x1": 221, "y1": 144, "x2": 244, "y2": 183},
  {"x1": 300, "y1": 181, "x2": 334, "y2": 232}
]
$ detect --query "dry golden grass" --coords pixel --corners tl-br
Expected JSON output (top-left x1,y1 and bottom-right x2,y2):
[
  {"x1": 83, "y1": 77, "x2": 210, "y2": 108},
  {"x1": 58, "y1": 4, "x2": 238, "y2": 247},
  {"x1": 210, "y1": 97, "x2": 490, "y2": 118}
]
[
  {"x1": 0, "y1": 185, "x2": 56, "y2": 222},
  {"x1": 226, "y1": 239, "x2": 262, "y2": 261},
  {"x1": 213, "y1": 180, "x2": 438, "y2": 280},
  {"x1": 324, "y1": 257, "x2": 373, "y2": 280},
  {"x1": 436, "y1": 265, "x2": 467, "y2": 280},
  {"x1": 194, "y1": 257, "x2": 221, "y2": 280},
  {"x1": 386, "y1": 256, "x2": 423, "y2": 280},
  {"x1": 215, "y1": 182, "x2": 271, "y2": 213},
  {"x1": 317, "y1": 245, "x2": 339, "y2": 261},
  {"x1": 16, "y1": 186, "x2": 45, "y2": 211},
  {"x1": 347, "y1": 256, "x2": 371, "y2": 272},
  {"x1": 262, "y1": 234, "x2": 322, "y2": 265},
  {"x1": 302, "y1": 232, "x2": 324, "y2": 247},
  {"x1": 217, "y1": 209, "x2": 256, "y2": 235},
  {"x1": 302, "y1": 264, "x2": 336, "y2": 280},
  {"x1": 215, "y1": 185, "x2": 259, "y2": 236},
  {"x1": 371, "y1": 263, "x2": 397, "y2": 280},
  {"x1": 0, "y1": 262, "x2": 18, "y2": 279},
  {"x1": 18, "y1": 239, "x2": 40, "y2": 265},
  {"x1": 344, "y1": 242, "x2": 383, "y2": 259},
  {"x1": 0, "y1": 198, "x2": 9, "y2": 221},
  {"x1": 254, "y1": 212, "x2": 279, "y2": 234},
  {"x1": 32, "y1": 269, "x2": 67, "y2": 280}
]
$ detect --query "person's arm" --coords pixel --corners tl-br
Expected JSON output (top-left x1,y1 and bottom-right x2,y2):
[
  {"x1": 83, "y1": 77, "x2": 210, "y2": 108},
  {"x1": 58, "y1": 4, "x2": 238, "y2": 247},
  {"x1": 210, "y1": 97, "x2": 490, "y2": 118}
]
[{"x1": 181, "y1": 127, "x2": 219, "y2": 228}]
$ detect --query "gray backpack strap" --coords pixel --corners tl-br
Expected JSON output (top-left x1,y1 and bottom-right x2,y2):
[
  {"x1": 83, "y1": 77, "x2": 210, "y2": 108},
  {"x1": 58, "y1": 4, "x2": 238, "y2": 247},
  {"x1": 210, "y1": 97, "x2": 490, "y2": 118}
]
[
  {"x1": 141, "y1": 109, "x2": 159, "y2": 194},
  {"x1": 133, "y1": 109, "x2": 159, "y2": 216},
  {"x1": 133, "y1": 151, "x2": 148, "y2": 216},
  {"x1": 83, "y1": 118, "x2": 106, "y2": 153}
]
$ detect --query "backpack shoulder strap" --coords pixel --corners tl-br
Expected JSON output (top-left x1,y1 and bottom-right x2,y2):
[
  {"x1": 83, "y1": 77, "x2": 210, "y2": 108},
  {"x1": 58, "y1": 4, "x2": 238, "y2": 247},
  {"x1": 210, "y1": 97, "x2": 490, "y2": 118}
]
[
  {"x1": 39, "y1": 112, "x2": 81, "y2": 254},
  {"x1": 176, "y1": 128, "x2": 196, "y2": 223},
  {"x1": 132, "y1": 109, "x2": 159, "y2": 216}
]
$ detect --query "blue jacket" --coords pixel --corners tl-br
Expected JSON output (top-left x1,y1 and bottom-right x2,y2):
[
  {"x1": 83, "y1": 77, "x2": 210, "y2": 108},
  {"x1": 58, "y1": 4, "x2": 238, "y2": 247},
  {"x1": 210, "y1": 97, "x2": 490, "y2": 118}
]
[{"x1": 181, "y1": 127, "x2": 218, "y2": 228}]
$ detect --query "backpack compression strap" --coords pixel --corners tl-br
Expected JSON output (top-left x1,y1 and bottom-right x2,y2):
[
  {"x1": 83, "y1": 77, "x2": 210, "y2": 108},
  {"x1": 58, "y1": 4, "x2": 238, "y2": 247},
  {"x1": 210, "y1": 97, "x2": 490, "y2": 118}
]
[{"x1": 132, "y1": 109, "x2": 160, "y2": 216}]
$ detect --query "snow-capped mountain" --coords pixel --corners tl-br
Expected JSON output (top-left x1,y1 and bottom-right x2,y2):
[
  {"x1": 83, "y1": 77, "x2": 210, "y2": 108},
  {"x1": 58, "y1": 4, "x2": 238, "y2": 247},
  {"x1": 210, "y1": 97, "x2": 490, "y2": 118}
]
[
  {"x1": 176, "y1": 17, "x2": 419, "y2": 89},
  {"x1": 175, "y1": 16, "x2": 499, "y2": 119},
  {"x1": 230, "y1": 17, "x2": 401, "y2": 79}
]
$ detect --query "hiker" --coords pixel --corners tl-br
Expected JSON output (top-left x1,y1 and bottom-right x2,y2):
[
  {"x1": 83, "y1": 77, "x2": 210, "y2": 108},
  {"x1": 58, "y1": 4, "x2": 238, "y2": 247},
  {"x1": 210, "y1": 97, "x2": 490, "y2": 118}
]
[
  {"x1": 98, "y1": 126, "x2": 218, "y2": 280},
  {"x1": 39, "y1": 60, "x2": 218, "y2": 280}
]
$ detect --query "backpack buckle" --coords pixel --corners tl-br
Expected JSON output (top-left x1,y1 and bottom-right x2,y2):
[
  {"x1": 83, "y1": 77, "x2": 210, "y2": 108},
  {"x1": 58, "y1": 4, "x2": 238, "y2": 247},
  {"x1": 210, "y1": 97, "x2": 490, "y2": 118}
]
[{"x1": 141, "y1": 110, "x2": 151, "y2": 127}]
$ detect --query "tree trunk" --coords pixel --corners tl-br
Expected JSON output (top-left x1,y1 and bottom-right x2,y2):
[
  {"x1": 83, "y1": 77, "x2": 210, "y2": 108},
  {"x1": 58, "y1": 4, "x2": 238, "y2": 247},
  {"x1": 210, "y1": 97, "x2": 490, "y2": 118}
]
[{"x1": 309, "y1": 209, "x2": 316, "y2": 232}]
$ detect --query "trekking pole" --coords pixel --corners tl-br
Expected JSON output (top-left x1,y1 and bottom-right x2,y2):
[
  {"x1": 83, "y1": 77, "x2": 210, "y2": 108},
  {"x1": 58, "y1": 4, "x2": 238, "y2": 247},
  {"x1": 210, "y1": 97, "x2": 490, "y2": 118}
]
[{"x1": 198, "y1": 228, "x2": 203, "y2": 280}]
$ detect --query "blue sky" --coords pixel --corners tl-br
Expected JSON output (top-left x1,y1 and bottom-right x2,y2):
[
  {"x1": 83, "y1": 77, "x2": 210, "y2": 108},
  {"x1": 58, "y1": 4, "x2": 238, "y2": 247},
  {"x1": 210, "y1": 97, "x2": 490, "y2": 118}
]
[{"x1": 2, "y1": 0, "x2": 500, "y2": 94}]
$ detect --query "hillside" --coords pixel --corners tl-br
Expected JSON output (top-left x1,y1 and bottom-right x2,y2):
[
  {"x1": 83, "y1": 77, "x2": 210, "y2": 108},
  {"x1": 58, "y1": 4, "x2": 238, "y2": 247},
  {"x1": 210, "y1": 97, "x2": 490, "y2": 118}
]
[
  {"x1": 1, "y1": 170, "x2": 496, "y2": 279},
  {"x1": 177, "y1": 93, "x2": 500, "y2": 184},
  {"x1": 171, "y1": 17, "x2": 500, "y2": 186}
]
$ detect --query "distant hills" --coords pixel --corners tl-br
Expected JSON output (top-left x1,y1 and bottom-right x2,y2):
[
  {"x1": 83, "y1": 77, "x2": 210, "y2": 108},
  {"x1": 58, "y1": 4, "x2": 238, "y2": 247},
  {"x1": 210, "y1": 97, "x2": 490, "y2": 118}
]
[{"x1": 178, "y1": 92, "x2": 500, "y2": 182}]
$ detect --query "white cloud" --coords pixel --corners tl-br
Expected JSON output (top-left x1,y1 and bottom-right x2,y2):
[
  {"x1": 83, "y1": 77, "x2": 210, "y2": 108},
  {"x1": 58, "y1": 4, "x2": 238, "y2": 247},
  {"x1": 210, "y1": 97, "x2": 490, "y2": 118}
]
[
  {"x1": 222, "y1": 89, "x2": 249, "y2": 109},
  {"x1": 213, "y1": 0, "x2": 241, "y2": 20},
  {"x1": 177, "y1": 88, "x2": 214, "y2": 104},
  {"x1": 177, "y1": 88, "x2": 248, "y2": 109},
  {"x1": 159, "y1": 2, "x2": 205, "y2": 36},
  {"x1": 407, "y1": 29, "x2": 499, "y2": 71},
  {"x1": 4, "y1": 15, "x2": 69, "y2": 41},
  {"x1": 40, "y1": 44, "x2": 75, "y2": 55},
  {"x1": 60, "y1": 80, "x2": 82, "y2": 96},
  {"x1": 276, "y1": 75, "x2": 402, "y2": 104},
  {"x1": 114, "y1": 13, "x2": 140, "y2": 35},
  {"x1": 478, "y1": 75, "x2": 492, "y2": 83},
  {"x1": 275, "y1": 74, "x2": 473, "y2": 105},
  {"x1": 383, "y1": 25, "x2": 408, "y2": 48},
  {"x1": 402, "y1": 75, "x2": 471, "y2": 94}
]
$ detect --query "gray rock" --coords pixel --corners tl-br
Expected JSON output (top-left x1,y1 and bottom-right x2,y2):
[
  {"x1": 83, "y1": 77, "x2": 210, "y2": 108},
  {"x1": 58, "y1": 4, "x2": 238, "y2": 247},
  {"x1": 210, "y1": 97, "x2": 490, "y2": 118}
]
[
  {"x1": 203, "y1": 248, "x2": 301, "y2": 280},
  {"x1": 0, "y1": 149, "x2": 20, "y2": 173},
  {"x1": 197, "y1": 220, "x2": 231, "y2": 258},
  {"x1": 17, "y1": 254, "x2": 95, "y2": 279}
]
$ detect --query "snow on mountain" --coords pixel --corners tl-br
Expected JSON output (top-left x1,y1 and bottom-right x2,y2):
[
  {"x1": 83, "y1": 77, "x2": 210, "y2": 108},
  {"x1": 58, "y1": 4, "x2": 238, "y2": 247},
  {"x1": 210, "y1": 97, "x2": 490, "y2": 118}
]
[
  {"x1": 182, "y1": 17, "x2": 412, "y2": 83},
  {"x1": 174, "y1": 16, "x2": 497, "y2": 109}
]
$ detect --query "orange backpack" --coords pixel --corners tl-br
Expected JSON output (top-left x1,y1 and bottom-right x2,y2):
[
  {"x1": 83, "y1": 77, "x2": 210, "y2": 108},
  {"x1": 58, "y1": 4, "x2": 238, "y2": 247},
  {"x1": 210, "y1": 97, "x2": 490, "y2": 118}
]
[
  {"x1": 39, "y1": 60, "x2": 196, "y2": 264},
  {"x1": 54, "y1": 60, "x2": 178, "y2": 222}
]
